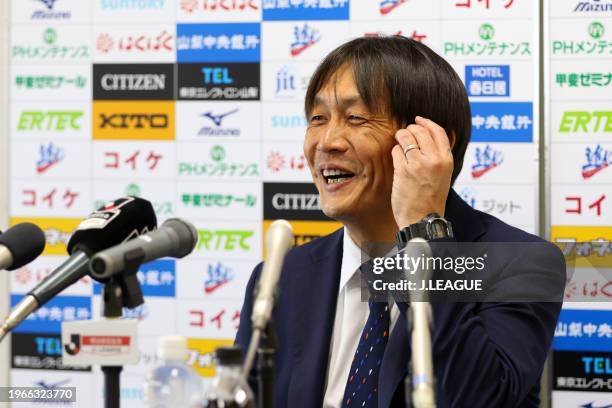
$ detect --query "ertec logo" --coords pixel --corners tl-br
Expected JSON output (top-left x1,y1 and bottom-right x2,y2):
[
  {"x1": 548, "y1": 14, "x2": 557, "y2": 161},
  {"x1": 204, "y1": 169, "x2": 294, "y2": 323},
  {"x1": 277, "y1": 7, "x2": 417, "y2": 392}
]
[
  {"x1": 559, "y1": 111, "x2": 612, "y2": 133},
  {"x1": 93, "y1": 101, "x2": 175, "y2": 140},
  {"x1": 17, "y1": 111, "x2": 83, "y2": 131}
]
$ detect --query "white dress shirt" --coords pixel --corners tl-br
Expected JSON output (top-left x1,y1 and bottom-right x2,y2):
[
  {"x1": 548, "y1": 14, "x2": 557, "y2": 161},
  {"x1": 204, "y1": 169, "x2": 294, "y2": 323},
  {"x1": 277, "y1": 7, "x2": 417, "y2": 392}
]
[{"x1": 322, "y1": 228, "x2": 399, "y2": 408}]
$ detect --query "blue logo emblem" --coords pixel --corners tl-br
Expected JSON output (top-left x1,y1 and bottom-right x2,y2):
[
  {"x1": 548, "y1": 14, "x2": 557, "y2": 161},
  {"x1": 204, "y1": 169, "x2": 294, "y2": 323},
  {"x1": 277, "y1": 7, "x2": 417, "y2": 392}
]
[
  {"x1": 263, "y1": 0, "x2": 349, "y2": 21},
  {"x1": 582, "y1": 144, "x2": 611, "y2": 179},
  {"x1": 471, "y1": 145, "x2": 503, "y2": 179},
  {"x1": 465, "y1": 65, "x2": 510, "y2": 97},
  {"x1": 37, "y1": 142, "x2": 64, "y2": 174},
  {"x1": 275, "y1": 65, "x2": 296, "y2": 97},
  {"x1": 470, "y1": 102, "x2": 533, "y2": 142},
  {"x1": 37, "y1": 0, "x2": 57, "y2": 9},
  {"x1": 199, "y1": 109, "x2": 241, "y2": 136},
  {"x1": 204, "y1": 262, "x2": 234, "y2": 294},
  {"x1": 177, "y1": 23, "x2": 261, "y2": 63},
  {"x1": 290, "y1": 23, "x2": 320, "y2": 57}
]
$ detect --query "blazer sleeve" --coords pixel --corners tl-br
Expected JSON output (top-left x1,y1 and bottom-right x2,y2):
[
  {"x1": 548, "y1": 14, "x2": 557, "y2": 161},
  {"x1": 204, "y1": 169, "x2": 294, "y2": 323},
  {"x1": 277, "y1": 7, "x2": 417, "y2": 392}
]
[
  {"x1": 431, "y1": 241, "x2": 565, "y2": 407},
  {"x1": 235, "y1": 261, "x2": 263, "y2": 360}
]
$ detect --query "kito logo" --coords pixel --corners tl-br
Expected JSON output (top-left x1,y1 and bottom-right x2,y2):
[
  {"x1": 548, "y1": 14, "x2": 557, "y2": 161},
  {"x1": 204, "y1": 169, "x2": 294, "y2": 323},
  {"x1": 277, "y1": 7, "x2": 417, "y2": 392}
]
[
  {"x1": 93, "y1": 101, "x2": 175, "y2": 140},
  {"x1": 574, "y1": 1, "x2": 612, "y2": 12},
  {"x1": 17, "y1": 111, "x2": 83, "y2": 131},
  {"x1": 199, "y1": 108, "x2": 240, "y2": 136},
  {"x1": 100, "y1": 113, "x2": 168, "y2": 128}
]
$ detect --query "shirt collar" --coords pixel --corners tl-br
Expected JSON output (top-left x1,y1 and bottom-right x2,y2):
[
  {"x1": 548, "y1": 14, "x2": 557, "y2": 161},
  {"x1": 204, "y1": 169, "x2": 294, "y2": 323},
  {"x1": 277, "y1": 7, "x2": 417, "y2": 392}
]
[{"x1": 339, "y1": 227, "x2": 363, "y2": 295}]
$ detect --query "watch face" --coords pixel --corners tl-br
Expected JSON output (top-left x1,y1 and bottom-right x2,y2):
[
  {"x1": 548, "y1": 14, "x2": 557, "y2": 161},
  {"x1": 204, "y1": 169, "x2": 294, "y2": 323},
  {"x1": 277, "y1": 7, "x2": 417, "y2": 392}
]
[{"x1": 427, "y1": 218, "x2": 448, "y2": 238}]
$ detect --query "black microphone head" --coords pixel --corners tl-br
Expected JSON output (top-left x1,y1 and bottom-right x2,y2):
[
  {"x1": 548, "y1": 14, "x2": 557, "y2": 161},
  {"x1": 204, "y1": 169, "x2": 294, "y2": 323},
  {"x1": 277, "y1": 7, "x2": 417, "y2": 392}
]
[
  {"x1": 0, "y1": 222, "x2": 46, "y2": 270},
  {"x1": 67, "y1": 197, "x2": 157, "y2": 255},
  {"x1": 162, "y1": 218, "x2": 198, "y2": 258}
]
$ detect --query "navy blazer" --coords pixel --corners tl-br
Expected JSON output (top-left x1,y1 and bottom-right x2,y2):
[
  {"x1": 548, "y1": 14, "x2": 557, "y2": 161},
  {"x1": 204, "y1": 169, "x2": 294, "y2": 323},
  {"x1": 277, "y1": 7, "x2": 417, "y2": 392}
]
[{"x1": 235, "y1": 190, "x2": 564, "y2": 407}]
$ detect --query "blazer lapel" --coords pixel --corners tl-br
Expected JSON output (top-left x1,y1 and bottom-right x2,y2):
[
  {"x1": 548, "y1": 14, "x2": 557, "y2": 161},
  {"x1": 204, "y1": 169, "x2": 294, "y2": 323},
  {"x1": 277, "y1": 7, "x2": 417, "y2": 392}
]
[
  {"x1": 379, "y1": 303, "x2": 410, "y2": 408},
  {"x1": 287, "y1": 228, "x2": 343, "y2": 407},
  {"x1": 377, "y1": 189, "x2": 487, "y2": 407}
]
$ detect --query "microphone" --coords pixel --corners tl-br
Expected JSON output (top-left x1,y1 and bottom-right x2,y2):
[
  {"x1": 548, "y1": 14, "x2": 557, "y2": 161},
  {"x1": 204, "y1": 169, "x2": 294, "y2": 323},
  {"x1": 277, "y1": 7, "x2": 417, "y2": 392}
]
[
  {"x1": 0, "y1": 223, "x2": 46, "y2": 271},
  {"x1": 405, "y1": 238, "x2": 436, "y2": 408},
  {"x1": 0, "y1": 197, "x2": 156, "y2": 342},
  {"x1": 243, "y1": 219, "x2": 294, "y2": 379},
  {"x1": 89, "y1": 218, "x2": 198, "y2": 281},
  {"x1": 251, "y1": 220, "x2": 294, "y2": 332}
]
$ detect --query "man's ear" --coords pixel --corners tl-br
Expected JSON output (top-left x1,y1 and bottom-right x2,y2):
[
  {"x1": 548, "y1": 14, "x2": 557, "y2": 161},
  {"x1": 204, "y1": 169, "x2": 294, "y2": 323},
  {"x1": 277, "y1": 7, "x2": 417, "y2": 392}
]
[{"x1": 449, "y1": 130, "x2": 457, "y2": 150}]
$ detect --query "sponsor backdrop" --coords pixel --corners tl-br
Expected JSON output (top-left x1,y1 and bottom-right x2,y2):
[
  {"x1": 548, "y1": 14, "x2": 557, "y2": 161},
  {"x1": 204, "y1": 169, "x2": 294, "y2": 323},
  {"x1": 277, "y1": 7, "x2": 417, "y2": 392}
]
[
  {"x1": 5, "y1": 0, "x2": 607, "y2": 406},
  {"x1": 549, "y1": 1, "x2": 612, "y2": 407}
]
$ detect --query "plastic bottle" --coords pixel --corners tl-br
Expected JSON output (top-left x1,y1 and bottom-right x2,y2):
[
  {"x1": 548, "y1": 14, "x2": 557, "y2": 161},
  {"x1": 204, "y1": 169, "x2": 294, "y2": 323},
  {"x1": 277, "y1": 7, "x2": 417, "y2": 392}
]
[
  {"x1": 202, "y1": 346, "x2": 254, "y2": 408},
  {"x1": 143, "y1": 336, "x2": 203, "y2": 408}
]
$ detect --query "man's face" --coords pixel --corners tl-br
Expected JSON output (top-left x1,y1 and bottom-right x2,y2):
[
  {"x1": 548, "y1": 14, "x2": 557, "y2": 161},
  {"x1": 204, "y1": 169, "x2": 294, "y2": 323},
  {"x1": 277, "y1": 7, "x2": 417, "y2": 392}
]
[{"x1": 304, "y1": 64, "x2": 397, "y2": 223}]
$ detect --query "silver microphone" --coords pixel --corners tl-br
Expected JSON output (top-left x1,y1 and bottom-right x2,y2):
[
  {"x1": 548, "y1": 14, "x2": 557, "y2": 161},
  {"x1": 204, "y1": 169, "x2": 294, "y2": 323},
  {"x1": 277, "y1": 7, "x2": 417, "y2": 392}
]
[
  {"x1": 251, "y1": 219, "x2": 294, "y2": 331},
  {"x1": 406, "y1": 238, "x2": 436, "y2": 408}
]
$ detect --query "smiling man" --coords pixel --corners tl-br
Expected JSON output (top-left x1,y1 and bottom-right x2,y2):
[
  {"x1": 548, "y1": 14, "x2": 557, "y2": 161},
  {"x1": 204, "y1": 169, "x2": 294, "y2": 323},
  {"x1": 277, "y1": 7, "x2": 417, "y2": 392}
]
[{"x1": 236, "y1": 36, "x2": 563, "y2": 408}]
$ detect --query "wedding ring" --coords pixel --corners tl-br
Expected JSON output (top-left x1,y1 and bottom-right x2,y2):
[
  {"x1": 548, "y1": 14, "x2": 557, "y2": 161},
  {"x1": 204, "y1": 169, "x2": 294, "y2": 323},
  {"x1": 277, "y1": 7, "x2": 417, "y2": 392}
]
[{"x1": 403, "y1": 144, "x2": 419, "y2": 157}]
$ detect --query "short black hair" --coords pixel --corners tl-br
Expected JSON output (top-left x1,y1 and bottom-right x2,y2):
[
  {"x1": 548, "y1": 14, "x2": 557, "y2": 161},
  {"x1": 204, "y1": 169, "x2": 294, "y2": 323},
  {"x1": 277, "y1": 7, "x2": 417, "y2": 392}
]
[{"x1": 305, "y1": 36, "x2": 471, "y2": 183}]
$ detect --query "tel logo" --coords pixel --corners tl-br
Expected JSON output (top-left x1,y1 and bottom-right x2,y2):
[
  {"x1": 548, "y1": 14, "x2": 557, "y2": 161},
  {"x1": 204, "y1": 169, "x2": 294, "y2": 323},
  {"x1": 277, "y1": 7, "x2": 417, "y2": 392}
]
[
  {"x1": 202, "y1": 67, "x2": 233, "y2": 84},
  {"x1": 379, "y1": 0, "x2": 408, "y2": 15},
  {"x1": 471, "y1": 144, "x2": 503, "y2": 178},
  {"x1": 581, "y1": 144, "x2": 610, "y2": 179},
  {"x1": 290, "y1": 23, "x2": 320, "y2": 57}
]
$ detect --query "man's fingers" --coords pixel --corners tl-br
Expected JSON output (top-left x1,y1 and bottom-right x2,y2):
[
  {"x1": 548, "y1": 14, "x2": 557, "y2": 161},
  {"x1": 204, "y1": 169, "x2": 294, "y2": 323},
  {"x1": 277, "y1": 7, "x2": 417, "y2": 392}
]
[
  {"x1": 395, "y1": 128, "x2": 421, "y2": 159},
  {"x1": 407, "y1": 124, "x2": 437, "y2": 155},
  {"x1": 415, "y1": 116, "x2": 452, "y2": 153}
]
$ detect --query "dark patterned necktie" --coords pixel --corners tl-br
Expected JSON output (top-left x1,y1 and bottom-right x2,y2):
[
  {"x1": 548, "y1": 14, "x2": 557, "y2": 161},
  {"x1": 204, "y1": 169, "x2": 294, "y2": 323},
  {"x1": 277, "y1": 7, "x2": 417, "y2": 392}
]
[{"x1": 341, "y1": 297, "x2": 390, "y2": 407}]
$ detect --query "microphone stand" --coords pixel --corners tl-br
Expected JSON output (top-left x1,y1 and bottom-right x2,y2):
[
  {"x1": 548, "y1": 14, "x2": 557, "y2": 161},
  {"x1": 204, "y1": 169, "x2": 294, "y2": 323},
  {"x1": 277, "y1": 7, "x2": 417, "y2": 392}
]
[
  {"x1": 401, "y1": 240, "x2": 436, "y2": 408},
  {"x1": 98, "y1": 257, "x2": 145, "y2": 408},
  {"x1": 256, "y1": 321, "x2": 276, "y2": 408}
]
